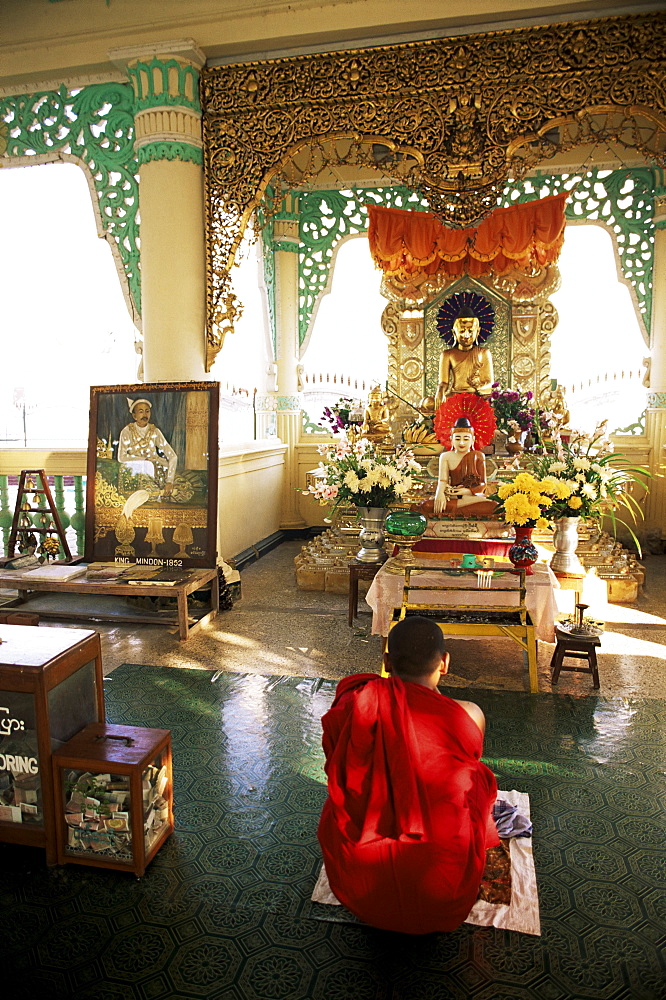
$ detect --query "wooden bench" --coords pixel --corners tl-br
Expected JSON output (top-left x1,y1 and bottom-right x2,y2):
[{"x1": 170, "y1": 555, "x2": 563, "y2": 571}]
[{"x1": 0, "y1": 568, "x2": 219, "y2": 641}]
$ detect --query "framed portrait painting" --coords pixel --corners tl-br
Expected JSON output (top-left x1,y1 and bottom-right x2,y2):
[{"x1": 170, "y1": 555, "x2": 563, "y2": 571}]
[{"x1": 85, "y1": 382, "x2": 219, "y2": 569}]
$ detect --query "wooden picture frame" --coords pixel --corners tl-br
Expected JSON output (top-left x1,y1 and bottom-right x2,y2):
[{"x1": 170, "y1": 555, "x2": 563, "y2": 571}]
[{"x1": 85, "y1": 382, "x2": 219, "y2": 570}]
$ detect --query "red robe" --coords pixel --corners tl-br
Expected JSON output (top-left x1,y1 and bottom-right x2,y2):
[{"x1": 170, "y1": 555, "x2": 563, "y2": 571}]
[{"x1": 318, "y1": 673, "x2": 499, "y2": 934}]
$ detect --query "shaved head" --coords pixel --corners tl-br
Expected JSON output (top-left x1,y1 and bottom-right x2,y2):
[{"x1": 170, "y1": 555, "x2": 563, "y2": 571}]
[{"x1": 387, "y1": 616, "x2": 446, "y2": 678}]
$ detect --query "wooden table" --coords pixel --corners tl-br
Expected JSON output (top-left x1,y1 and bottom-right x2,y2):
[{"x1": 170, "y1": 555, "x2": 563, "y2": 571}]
[
  {"x1": 0, "y1": 568, "x2": 219, "y2": 641},
  {"x1": 366, "y1": 558, "x2": 559, "y2": 642},
  {"x1": 348, "y1": 557, "x2": 386, "y2": 627}
]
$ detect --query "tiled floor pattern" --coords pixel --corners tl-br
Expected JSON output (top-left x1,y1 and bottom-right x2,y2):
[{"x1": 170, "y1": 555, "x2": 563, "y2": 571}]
[{"x1": 2, "y1": 666, "x2": 664, "y2": 1000}]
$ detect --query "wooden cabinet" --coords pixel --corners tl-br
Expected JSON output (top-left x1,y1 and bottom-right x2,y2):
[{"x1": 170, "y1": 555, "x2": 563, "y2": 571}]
[
  {"x1": 0, "y1": 625, "x2": 105, "y2": 863},
  {"x1": 52, "y1": 723, "x2": 173, "y2": 876}
]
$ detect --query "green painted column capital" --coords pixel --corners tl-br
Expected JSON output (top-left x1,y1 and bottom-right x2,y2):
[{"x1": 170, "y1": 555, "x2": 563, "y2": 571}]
[{"x1": 109, "y1": 41, "x2": 205, "y2": 165}]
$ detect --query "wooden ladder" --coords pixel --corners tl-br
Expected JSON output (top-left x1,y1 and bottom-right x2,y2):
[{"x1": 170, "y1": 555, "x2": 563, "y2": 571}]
[{"x1": 7, "y1": 469, "x2": 72, "y2": 561}]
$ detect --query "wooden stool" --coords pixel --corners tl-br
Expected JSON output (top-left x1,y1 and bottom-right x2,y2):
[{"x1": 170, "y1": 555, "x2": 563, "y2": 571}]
[
  {"x1": 348, "y1": 558, "x2": 385, "y2": 627},
  {"x1": 550, "y1": 626, "x2": 601, "y2": 689}
]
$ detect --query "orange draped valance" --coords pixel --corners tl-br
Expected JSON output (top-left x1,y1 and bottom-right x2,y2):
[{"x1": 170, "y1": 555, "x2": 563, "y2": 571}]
[{"x1": 367, "y1": 193, "x2": 568, "y2": 280}]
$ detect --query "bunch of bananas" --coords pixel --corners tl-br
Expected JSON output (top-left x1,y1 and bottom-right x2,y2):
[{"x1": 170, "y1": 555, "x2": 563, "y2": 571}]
[{"x1": 402, "y1": 420, "x2": 438, "y2": 444}]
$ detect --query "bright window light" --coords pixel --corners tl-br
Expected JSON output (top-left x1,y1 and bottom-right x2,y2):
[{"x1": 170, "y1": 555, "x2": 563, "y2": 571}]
[
  {"x1": 550, "y1": 224, "x2": 648, "y2": 432},
  {"x1": 0, "y1": 162, "x2": 139, "y2": 448}
]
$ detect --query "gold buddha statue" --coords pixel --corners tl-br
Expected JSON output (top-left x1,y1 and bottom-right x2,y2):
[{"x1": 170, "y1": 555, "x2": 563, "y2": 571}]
[
  {"x1": 360, "y1": 386, "x2": 392, "y2": 444},
  {"x1": 541, "y1": 384, "x2": 571, "y2": 436},
  {"x1": 435, "y1": 307, "x2": 494, "y2": 408}
]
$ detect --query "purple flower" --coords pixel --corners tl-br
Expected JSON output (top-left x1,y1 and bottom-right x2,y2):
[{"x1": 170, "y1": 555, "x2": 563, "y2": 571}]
[{"x1": 526, "y1": 391, "x2": 533, "y2": 400}]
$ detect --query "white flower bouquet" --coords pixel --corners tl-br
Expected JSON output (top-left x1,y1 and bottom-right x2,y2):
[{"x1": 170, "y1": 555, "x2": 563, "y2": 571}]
[
  {"x1": 305, "y1": 439, "x2": 421, "y2": 508},
  {"x1": 529, "y1": 430, "x2": 649, "y2": 543}
]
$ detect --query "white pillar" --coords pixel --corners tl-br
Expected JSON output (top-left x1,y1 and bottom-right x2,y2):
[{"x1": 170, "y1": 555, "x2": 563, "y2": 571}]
[
  {"x1": 110, "y1": 41, "x2": 207, "y2": 382},
  {"x1": 644, "y1": 189, "x2": 666, "y2": 538},
  {"x1": 140, "y1": 159, "x2": 206, "y2": 381},
  {"x1": 273, "y1": 207, "x2": 306, "y2": 528}
]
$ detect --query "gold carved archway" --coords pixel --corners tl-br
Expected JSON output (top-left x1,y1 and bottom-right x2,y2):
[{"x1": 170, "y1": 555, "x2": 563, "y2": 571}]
[{"x1": 202, "y1": 11, "x2": 666, "y2": 370}]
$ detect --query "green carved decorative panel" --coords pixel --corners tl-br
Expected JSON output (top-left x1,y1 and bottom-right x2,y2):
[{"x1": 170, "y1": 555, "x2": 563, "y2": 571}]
[
  {"x1": 0, "y1": 83, "x2": 141, "y2": 321},
  {"x1": 297, "y1": 186, "x2": 429, "y2": 349},
  {"x1": 502, "y1": 169, "x2": 656, "y2": 341},
  {"x1": 282, "y1": 168, "x2": 657, "y2": 356}
]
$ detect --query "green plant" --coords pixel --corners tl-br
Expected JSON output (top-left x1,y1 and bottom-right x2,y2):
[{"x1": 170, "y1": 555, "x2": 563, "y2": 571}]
[{"x1": 528, "y1": 432, "x2": 650, "y2": 548}]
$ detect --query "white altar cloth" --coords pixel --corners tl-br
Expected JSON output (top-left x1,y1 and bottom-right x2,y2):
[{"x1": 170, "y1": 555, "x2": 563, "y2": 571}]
[{"x1": 366, "y1": 559, "x2": 559, "y2": 642}]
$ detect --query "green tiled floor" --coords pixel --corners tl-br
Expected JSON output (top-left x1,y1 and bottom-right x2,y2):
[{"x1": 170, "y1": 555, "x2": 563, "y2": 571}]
[{"x1": 2, "y1": 666, "x2": 664, "y2": 999}]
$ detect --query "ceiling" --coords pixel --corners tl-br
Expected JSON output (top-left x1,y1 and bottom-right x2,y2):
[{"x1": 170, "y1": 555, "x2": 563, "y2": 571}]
[{"x1": 1, "y1": 0, "x2": 662, "y2": 93}]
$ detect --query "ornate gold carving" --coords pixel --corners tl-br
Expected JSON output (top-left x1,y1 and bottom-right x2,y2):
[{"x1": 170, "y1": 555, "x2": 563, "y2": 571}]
[
  {"x1": 399, "y1": 317, "x2": 424, "y2": 348},
  {"x1": 512, "y1": 354, "x2": 536, "y2": 379},
  {"x1": 512, "y1": 308, "x2": 538, "y2": 346},
  {"x1": 537, "y1": 301, "x2": 559, "y2": 402},
  {"x1": 401, "y1": 358, "x2": 424, "y2": 382},
  {"x1": 382, "y1": 302, "x2": 405, "y2": 400},
  {"x1": 202, "y1": 12, "x2": 666, "y2": 368}
]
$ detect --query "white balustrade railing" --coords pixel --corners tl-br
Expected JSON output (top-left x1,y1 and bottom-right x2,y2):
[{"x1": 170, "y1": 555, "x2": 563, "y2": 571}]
[
  {"x1": 565, "y1": 369, "x2": 646, "y2": 397},
  {"x1": 300, "y1": 372, "x2": 371, "y2": 393}
]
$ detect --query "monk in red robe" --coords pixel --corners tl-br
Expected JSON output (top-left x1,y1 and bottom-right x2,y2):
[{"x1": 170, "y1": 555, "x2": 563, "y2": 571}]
[{"x1": 317, "y1": 616, "x2": 498, "y2": 934}]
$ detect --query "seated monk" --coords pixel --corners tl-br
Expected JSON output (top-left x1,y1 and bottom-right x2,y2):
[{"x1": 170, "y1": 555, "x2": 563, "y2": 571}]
[
  {"x1": 317, "y1": 616, "x2": 499, "y2": 934},
  {"x1": 419, "y1": 416, "x2": 497, "y2": 518}
]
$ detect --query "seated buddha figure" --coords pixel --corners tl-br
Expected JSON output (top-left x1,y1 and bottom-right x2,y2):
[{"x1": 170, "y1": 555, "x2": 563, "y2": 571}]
[
  {"x1": 360, "y1": 386, "x2": 392, "y2": 445},
  {"x1": 420, "y1": 417, "x2": 497, "y2": 518},
  {"x1": 435, "y1": 307, "x2": 494, "y2": 408}
]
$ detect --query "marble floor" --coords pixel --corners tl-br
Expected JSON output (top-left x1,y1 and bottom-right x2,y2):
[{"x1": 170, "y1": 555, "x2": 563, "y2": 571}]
[
  {"x1": 4, "y1": 541, "x2": 664, "y2": 699},
  {"x1": 2, "y1": 545, "x2": 665, "y2": 999},
  {"x1": 5, "y1": 665, "x2": 664, "y2": 1000}
]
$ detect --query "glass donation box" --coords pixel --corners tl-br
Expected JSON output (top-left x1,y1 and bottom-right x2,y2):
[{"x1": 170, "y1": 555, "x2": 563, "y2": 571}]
[
  {"x1": 0, "y1": 624, "x2": 105, "y2": 864},
  {"x1": 52, "y1": 723, "x2": 173, "y2": 876}
]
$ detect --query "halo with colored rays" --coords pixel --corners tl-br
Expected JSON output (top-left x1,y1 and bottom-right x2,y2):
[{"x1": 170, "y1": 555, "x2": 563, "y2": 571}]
[
  {"x1": 437, "y1": 291, "x2": 495, "y2": 346},
  {"x1": 434, "y1": 393, "x2": 497, "y2": 449}
]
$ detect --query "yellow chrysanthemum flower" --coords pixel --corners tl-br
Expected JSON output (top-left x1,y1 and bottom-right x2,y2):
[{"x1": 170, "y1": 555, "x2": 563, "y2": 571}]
[
  {"x1": 504, "y1": 494, "x2": 540, "y2": 525},
  {"x1": 536, "y1": 517, "x2": 550, "y2": 529},
  {"x1": 568, "y1": 495, "x2": 583, "y2": 509},
  {"x1": 513, "y1": 472, "x2": 540, "y2": 492},
  {"x1": 497, "y1": 483, "x2": 515, "y2": 499}
]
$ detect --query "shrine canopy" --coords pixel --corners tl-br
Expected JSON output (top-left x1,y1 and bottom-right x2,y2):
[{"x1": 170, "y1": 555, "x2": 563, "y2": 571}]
[{"x1": 367, "y1": 192, "x2": 567, "y2": 281}]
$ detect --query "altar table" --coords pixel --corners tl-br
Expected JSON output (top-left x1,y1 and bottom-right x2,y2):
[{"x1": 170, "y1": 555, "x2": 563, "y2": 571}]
[
  {"x1": 410, "y1": 538, "x2": 514, "y2": 557},
  {"x1": 366, "y1": 559, "x2": 558, "y2": 642}
]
